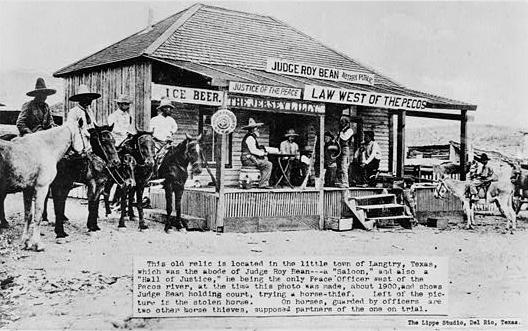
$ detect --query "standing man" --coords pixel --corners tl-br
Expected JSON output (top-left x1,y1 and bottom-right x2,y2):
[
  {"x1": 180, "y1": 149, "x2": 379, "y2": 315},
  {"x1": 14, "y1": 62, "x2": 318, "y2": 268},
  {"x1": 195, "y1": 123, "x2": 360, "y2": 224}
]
[
  {"x1": 108, "y1": 94, "x2": 134, "y2": 146},
  {"x1": 323, "y1": 131, "x2": 338, "y2": 187},
  {"x1": 149, "y1": 98, "x2": 178, "y2": 153},
  {"x1": 360, "y1": 131, "x2": 382, "y2": 185},
  {"x1": 17, "y1": 77, "x2": 57, "y2": 136},
  {"x1": 67, "y1": 84, "x2": 101, "y2": 152},
  {"x1": 336, "y1": 115, "x2": 354, "y2": 188},
  {"x1": 279, "y1": 129, "x2": 301, "y2": 185},
  {"x1": 241, "y1": 118, "x2": 273, "y2": 189}
]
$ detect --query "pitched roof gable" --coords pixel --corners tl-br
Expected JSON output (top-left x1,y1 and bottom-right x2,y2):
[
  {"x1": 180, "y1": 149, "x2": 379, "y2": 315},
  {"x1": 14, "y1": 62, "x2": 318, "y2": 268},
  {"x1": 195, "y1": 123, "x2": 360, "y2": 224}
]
[{"x1": 54, "y1": 4, "x2": 399, "y2": 87}]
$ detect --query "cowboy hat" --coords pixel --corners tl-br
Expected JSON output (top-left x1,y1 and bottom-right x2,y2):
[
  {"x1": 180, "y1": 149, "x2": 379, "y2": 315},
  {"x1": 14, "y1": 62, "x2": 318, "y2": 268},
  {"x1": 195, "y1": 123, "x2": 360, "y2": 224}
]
[
  {"x1": 69, "y1": 84, "x2": 101, "y2": 102},
  {"x1": 284, "y1": 129, "x2": 298, "y2": 137},
  {"x1": 242, "y1": 118, "x2": 263, "y2": 130},
  {"x1": 480, "y1": 153, "x2": 490, "y2": 162},
  {"x1": 115, "y1": 94, "x2": 132, "y2": 104},
  {"x1": 156, "y1": 98, "x2": 174, "y2": 110},
  {"x1": 364, "y1": 131, "x2": 375, "y2": 140},
  {"x1": 27, "y1": 77, "x2": 56, "y2": 97},
  {"x1": 0, "y1": 102, "x2": 4, "y2": 107}
]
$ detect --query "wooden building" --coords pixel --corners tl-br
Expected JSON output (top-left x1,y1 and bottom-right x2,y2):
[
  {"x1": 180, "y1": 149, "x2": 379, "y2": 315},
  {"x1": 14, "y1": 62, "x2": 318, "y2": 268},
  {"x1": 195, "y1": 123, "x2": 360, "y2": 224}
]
[{"x1": 53, "y1": 4, "x2": 478, "y2": 231}]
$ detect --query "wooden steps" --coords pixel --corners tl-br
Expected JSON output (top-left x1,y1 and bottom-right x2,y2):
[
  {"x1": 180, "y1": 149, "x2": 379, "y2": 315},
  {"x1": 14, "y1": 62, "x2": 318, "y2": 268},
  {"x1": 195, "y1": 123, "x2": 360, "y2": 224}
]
[{"x1": 343, "y1": 192, "x2": 413, "y2": 230}]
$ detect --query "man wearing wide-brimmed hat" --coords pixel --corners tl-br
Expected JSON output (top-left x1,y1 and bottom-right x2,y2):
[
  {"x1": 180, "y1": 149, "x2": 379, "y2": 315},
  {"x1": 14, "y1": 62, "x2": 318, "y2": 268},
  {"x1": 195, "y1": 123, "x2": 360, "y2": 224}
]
[
  {"x1": 67, "y1": 84, "x2": 101, "y2": 151},
  {"x1": 359, "y1": 131, "x2": 381, "y2": 186},
  {"x1": 108, "y1": 94, "x2": 135, "y2": 146},
  {"x1": 336, "y1": 113, "x2": 354, "y2": 188},
  {"x1": 16, "y1": 77, "x2": 57, "y2": 136},
  {"x1": 241, "y1": 118, "x2": 272, "y2": 188},
  {"x1": 149, "y1": 98, "x2": 178, "y2": 151},
  {"x1": 469, "y1": 153, "x2": 497, "y2": 201},
  {"x1": 279, "y1": 128, "x2": 301, "y2": 185}
]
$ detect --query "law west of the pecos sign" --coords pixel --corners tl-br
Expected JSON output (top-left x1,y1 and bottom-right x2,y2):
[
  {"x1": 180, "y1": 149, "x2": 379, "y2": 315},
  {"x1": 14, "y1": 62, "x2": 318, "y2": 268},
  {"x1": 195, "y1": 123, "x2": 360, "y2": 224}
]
[{"x1": 304, "y1": 85, "x2": 428, "y2": 111}]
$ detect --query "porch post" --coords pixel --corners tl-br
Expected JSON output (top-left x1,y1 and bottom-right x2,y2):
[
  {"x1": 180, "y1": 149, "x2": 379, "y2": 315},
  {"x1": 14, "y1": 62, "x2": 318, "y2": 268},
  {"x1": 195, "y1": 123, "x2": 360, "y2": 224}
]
[
  {"x1": 388, "y1": 112, "x2": 394, "y2": 173},
  {"x1": 460, "y1": 109, "x2": 468, "y2": 180},
  {"x1": 318, "y1": 114, "x2": 325, "y2": 230},
  {"x1": 396, "y1": 110, "x2": 406, "y2": 177},
  {"x1": 215, "y1": 90, "x2": 228, "y2": 232}
]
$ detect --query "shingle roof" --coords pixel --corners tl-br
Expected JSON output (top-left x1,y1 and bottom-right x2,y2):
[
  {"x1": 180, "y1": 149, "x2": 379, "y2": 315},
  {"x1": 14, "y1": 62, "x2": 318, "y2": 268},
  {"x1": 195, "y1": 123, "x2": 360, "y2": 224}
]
[
  {"x1": 53, "y1": 3, "x2": 399, "y2": 87},
  {"x1": 53, "y1": 3, "x2": 476, "y2": 110},
  {"x1": 53, "y1": 7, "x2": 189, "y2": 76}
]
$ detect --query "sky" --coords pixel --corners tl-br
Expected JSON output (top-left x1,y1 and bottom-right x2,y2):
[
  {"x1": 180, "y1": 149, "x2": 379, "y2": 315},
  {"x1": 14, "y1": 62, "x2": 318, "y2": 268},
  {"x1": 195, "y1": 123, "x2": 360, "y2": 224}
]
[{"x1": 0, "y1": 0, "x2": 527, "y2": 128}]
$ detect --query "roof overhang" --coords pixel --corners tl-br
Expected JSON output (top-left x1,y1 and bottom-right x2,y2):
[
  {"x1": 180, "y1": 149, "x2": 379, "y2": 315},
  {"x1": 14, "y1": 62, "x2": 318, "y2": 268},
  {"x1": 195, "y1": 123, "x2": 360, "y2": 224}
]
[{"x1": 147, "y1": 56, "x2": 477, "y2": 112}]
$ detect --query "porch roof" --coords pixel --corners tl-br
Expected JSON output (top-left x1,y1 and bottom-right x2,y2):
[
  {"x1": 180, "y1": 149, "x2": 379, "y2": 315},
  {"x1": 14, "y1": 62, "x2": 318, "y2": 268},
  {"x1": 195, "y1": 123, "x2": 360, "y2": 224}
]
[{"x1": 149, "y1": 57, "x2": 477, "y2": 111}]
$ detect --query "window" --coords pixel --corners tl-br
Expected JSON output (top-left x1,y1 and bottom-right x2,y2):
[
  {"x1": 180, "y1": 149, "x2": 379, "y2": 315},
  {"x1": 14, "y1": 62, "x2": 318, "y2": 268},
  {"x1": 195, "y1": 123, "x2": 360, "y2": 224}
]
[{"x1": 200, "y1": 113, "x2": 233, "y2": 168}]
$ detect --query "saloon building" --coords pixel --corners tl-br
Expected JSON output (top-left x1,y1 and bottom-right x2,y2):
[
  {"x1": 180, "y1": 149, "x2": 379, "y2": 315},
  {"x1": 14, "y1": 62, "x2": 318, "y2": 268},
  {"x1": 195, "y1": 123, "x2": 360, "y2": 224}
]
[{"x1": 54, "y1": 4, "x2": 477, "y2": 231}]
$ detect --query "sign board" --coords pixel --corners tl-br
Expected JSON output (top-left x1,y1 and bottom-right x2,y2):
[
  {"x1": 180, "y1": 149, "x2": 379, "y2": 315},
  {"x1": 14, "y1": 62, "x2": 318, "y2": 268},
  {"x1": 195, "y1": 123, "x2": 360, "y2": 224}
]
[
  {"x1": 266, "y1": 58, "x2": 375, "y2": 86},
  {"x1": 304, "y1": 85, "x2": 428, "y2": 111},
  {"x1": 152, "y1": 83, "x2": 223, "y2": 106},
  {"x1": 211, "y1": 109, "x2": 237, "y2": 135},
  {"x1": 228, "y1": 95, "x2": 325, "y2": 114},
  {"x1": 228, "y1": 81, "x2": 302, "y2": 99}
]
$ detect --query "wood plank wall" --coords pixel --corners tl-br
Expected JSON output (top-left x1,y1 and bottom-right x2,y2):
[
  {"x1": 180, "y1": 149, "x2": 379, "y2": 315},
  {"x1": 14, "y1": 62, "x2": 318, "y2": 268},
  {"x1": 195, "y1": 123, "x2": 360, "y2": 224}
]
[
  {"x1": 359, "y1": 107, "x2": 390, "y2": 171},
  {"x1": 61, "y1": 61, "x2": 152, "y2": 130}
]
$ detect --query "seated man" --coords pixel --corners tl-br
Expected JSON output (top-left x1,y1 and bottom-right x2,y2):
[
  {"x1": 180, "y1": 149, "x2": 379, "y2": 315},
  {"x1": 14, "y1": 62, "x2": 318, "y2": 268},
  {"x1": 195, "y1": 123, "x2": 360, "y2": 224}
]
[
  {"x1": 360, "y1": 131, "x2": 381, "y2": 186},
  {"x1": 469, "y1": 153, "x2": 497, "y2": 201},
  {"x1": 149, "y1": 98, "x2": 177, "y2": 166},
  {"x1": 279, "y1": 129, "x2": 301, "y2": 186},
  {"x1": 240, "y1": 118, "x2": 273, "y2": 189}
]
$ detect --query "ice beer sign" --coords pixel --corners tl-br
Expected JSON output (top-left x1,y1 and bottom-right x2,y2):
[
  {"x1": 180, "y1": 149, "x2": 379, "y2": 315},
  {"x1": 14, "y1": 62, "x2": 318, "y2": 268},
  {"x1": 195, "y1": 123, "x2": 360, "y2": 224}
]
[{"x1": 152, "y1": 83, "x2": 224, "y2": 106}]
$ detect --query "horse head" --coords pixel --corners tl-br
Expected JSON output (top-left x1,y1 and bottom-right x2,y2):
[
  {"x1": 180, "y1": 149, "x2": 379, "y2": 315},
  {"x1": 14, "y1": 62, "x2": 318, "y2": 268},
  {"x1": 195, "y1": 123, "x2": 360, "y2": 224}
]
[
  {"x1": 132, "y1": 131, "x2": 156, "y2": 168},
  {"x1": 88, "y1": 123, "x2": 121, "y2": 167},
  {"x1": 184, "y1": 133, "x2": 203, "y2": 175}
]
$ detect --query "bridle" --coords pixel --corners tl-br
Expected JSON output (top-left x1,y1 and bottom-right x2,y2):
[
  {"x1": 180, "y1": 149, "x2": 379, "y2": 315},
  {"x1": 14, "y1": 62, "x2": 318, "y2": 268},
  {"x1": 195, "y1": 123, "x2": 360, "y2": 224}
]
[
  {"x1": 433, "y1": 179, "x2": 448, "y2": 199},
  {"x1": 134, "y1": 134, "x2": 154, "y2": 166}
]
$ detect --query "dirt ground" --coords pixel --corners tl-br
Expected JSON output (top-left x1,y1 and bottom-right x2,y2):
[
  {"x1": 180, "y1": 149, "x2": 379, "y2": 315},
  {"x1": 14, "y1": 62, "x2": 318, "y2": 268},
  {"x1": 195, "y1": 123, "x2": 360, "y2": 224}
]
[{"x1": 1, "y1": 193, "x2": 527, "y2": 330}]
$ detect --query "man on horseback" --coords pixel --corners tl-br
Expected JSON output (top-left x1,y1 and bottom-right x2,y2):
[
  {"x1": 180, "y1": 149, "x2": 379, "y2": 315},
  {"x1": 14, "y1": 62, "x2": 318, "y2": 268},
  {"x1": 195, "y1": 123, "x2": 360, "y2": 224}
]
[
  {"x1": 149, "y1": 98, "x2": 178, "y2": 165},
  {"x1": 16, "y1": 78, "x2": 57, "y2": 136},
  {"x1": 469, "y1": 153, "x2": 497, "y2": 201},
  {"x1": 108, "y1": 94, "x2": 135, "y2": 146},
  {"x1": 67, "y1": 84, "x2": 100, "y2": 151}
]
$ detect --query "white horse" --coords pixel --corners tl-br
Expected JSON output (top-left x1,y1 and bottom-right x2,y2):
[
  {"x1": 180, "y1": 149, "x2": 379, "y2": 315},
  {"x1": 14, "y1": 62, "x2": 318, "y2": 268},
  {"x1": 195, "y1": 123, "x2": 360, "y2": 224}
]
[
  {"x1": 0, "y1": 122, "x2": 84, "y2": 251},
  {"x1": 433, "y1": 163, "x2": 516, "y2": 232}
]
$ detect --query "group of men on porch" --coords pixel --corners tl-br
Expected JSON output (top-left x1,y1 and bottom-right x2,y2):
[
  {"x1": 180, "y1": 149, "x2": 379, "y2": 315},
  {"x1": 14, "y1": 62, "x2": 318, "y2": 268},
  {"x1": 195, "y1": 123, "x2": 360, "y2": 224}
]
[{"x1": 239, "y1": 112, "x2": 381, "y2": 189}]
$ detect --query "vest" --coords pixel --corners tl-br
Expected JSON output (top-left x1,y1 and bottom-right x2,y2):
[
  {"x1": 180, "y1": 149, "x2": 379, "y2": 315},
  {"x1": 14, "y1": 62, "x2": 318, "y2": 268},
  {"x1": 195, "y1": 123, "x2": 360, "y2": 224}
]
[{"x1": 241, "y1": 133, "x2": 264, "y2": 161}]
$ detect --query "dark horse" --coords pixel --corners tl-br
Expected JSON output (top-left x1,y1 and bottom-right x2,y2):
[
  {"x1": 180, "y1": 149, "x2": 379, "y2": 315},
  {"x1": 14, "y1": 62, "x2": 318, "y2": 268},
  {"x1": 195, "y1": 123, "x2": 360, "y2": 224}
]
[
  {"x1": 45, "y1": 124, "x2": 121, "y2": 237},
  {"x1": 509, "y1": 162, "x2": 528, "y2": 215},
  {"x1": 159, "y1": 134, "x2": 202, "y2": 233},
  {"x1": 103, "y1": 131, "x2": 156, "y2": 229}
]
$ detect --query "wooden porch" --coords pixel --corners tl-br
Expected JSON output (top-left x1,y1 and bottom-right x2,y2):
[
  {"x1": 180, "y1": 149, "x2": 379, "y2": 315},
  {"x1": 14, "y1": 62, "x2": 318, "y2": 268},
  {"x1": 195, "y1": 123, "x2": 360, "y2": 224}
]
[{"x1": 148, "y1": 186, "x2": 386, "y2": 232}]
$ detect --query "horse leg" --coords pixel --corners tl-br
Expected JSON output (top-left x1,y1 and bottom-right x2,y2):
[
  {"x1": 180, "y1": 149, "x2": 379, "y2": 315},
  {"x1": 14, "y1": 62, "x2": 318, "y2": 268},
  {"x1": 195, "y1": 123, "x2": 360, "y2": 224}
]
[
  {"x1": 0, "y1": 192, "x2": 8, "y2": 229},
  {"x1": 175, "y1": 187, "x2": 186, "y2": 232},
  {"x1": 128, "y1": 186, "x2": 136, "y2": 221},
  {"x1": 137, "y1": 185, "x2": 148, "y2": 230},
  {"x1": 51, "y1": 182, "x2": 70, "y2": 238},
  {"x1": 118, "y1": 186, "x2": 128, "y2": 228},
  {"x1": 27, "y1": 186, "x2": 48, "y2": 251},
  {"x1": 463, "y1": 200, "x2": 473, "y2": 229},
  {"x1": 21, "y1": 189, "x2": 34, "y2": 248},
  {"x1": 86, "y1": 182, "x2": 100, "y2": 232},
  {"x1": 164, "y1": 183, "x2": 173, "y2": 233},
  {"x1": 42, "y1": 189, "x2": 49, "y2": 224},
  {"x1": 103, "y1": 181, "x2": 113, "y2": 217}
]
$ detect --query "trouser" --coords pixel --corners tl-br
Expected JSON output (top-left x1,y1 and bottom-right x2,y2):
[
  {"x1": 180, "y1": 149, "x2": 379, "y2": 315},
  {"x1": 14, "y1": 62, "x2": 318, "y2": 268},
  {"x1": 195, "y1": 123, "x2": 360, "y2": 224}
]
[
  {"x1": 242, "y1": 155, "x2": 273, "y2": 187},
  {"x1": 325, "y1": 164, "x2": 337, "y2": 187},
  {"x1": 362, "y1": 159, "x2": 380, "y2": 185},
  {"x1": 469, "y1": 179, "x2": 489, "y2": 196},
  {"x1": 336, "y1": 147, "x2": 350, "y2": 187}
]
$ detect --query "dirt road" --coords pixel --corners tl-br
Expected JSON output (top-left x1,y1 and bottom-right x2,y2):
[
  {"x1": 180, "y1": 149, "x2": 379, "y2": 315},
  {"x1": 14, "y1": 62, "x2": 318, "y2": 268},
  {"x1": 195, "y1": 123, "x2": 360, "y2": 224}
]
[{"x1": 1, "y1": 193, "x2": 527, "y2": 330}]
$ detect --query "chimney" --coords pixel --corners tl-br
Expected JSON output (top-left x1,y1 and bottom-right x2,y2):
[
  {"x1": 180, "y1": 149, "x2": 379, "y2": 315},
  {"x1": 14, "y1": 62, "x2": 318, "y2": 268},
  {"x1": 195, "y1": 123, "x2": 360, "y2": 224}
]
[{"x1": 146, "y1": 7, "x2": 154, "y2": 31}]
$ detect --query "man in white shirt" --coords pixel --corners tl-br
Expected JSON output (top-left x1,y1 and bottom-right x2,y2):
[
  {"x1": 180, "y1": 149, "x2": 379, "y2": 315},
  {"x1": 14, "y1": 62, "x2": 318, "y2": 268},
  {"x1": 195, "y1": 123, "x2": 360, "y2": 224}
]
[
  {"x1": 67, "y1": 84, "x2": 101, "y2": 152},
  {"x1": 336, "y1": 115, "x2": 354, "y2": 188},
  {"x1": 241, "y1": 118, "x2": 272, "y2": 188},
  {"x1": 360, "y1": 131, "x2": 381, "y2": 185},
  {"x1": 107, "y1": 94, "x2": 134, "y2": 146},
  {"x1": 279, "y1": 129, "x2": 301, "y2": 186},
  {"x1": 149, "y1": 98, "x2": 178, "y2": 152}
]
